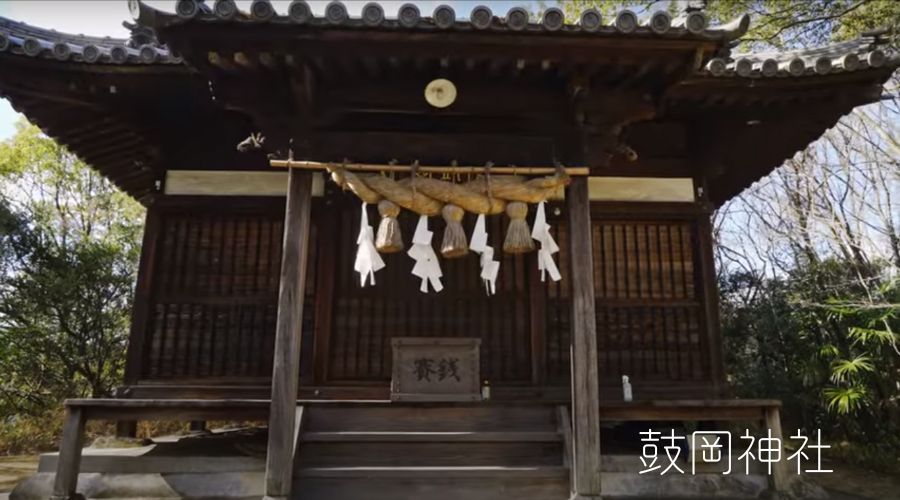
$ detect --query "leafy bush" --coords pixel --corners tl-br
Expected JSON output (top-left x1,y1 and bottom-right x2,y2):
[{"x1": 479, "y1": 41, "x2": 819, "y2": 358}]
[{"x1": 721, "y1": 263, "x2": 900, "y2": 470}]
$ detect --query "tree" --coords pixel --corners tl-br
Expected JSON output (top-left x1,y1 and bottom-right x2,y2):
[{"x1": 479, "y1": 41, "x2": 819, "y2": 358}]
[
  {"x1": 560, "y1": 0, "x2": 900, "y2": 48},
  {"x1": 0, "y1": 120, "x2": 144, "y2": 418}
]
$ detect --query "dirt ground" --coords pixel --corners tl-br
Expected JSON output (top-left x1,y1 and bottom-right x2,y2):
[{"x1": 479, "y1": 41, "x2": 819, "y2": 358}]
[
  {"x1": 811, "y1": 458, "x2": 900, "y2": 500},
  {"x1": 0, "y1": 455, "x2": 37, "y2": 494}
]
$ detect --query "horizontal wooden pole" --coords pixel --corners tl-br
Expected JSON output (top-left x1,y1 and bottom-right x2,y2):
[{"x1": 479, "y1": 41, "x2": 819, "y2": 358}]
[{"x1": 270, "y1": 159, "x2": 590, "y2": 176}]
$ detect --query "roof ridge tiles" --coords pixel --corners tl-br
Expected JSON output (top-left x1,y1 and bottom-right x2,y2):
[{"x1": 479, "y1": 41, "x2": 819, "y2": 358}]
[
  {"x1": 705, "y1": 37, "x2": 898, "y2": 78},
  {"x1": 0, "y1": 15, "x2": 180, "y2": 65},
  {"x1": 127, "y1": 0, "x2": 751, "y2": 42}
]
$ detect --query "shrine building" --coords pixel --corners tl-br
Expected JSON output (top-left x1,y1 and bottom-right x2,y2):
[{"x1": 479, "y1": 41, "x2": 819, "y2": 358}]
[{"x1": 1, "y1": 1, "x2": 897, "y2": 499}]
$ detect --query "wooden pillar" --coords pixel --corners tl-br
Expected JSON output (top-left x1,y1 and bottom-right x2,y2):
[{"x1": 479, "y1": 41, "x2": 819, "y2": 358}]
[
  {"x1": 264, "y1": 169, "x2": 313, "y2": 500},
  {"x1": 117, "y1": 206, "x2": 162, "y2": 437},
  {"x1": 764, "y1": 406, "x2": 790, "y2": 492},
  {"x1": 566, "y1": 177, "x2": 602, "y2": 499},
  {"x1": 51, "y1": 407, "x2": 85, "y2": 500},
  {"x1": 696, "y1": 211, "x2": 726, "y2": 396}
]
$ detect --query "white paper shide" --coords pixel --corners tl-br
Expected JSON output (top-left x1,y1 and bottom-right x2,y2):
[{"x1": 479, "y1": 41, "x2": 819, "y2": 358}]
[
  {"x1": 408, "y1": 215, "x2": 444, "y2": 293},
  {"x1": 470, "y1": 213, "x2": 500, "y2": 295},
  {"x1": 531, "y1": 201, "x2": 561, "y2": 282},
  {"x1": 354, "y1": 203, "x2": 385, "y2": 287}
]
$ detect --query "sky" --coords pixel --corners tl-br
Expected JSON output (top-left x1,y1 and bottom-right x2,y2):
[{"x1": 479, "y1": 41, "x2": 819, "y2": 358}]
[{"x1": 0, "y1": 0, "x2": 536, "y2": 140}]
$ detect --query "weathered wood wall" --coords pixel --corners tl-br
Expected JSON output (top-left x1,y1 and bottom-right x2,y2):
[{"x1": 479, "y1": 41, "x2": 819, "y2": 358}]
[
  {"x1": 128, "y1": 195, "x2": 717, "y2": 398},
  {"x1": 134, "y1": 198, "x2": 317, "y2": 382},
  {"x1": 542, "y1": 209, "x2": 708, "y2": 388}
]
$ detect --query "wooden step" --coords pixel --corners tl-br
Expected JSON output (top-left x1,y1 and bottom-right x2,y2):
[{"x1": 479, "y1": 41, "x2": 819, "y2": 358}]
[
  {"x1": 303, "y1": 404, "x2": 558, "y2": 432},
  {"x1": 297, "y1": 465, "x2": 569, "y2": 478},
  {"x1": 293, "y1": 404, "x2": 570, "y2": 499},
  {"x1": 301, "y1": 431, "x2": 561, "y2": 442},
  {"x1": 298, "y1": 440, "x2": 563, "y2": 467},
  {"x1": 293, "y1": 467, "x2": 570, "y2": 500}
]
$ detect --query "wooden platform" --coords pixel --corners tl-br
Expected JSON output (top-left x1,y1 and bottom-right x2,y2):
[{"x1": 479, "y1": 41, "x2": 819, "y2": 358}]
[{"x1": 45, "y1": 398, "x2": 786, "y2": 500}]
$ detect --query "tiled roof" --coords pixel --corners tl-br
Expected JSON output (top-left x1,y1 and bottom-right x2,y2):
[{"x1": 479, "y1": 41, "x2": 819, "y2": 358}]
[
  {"x1": 0, "y1": 16, "x2": 181, "y2": 64},
  {"x1": 704, "y1": 36, "x2": 896, "y2": 78},
  {"x1": 129, "y1": 0, "x2": 751, "y2": 41},
  {"x1": 0, "y1": 0, "x2": 896, "y2": 78}
]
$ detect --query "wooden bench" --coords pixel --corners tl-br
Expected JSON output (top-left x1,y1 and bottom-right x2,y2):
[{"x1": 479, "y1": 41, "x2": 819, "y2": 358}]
[
  {"x1": 598, "y1": 398, "x2": 788, "y2": 491},
  {"x1": 51, "y1": 398, "x2": 271, "y2": 500}
]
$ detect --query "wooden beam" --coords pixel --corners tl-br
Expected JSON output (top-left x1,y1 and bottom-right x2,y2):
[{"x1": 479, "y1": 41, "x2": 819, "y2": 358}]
[
  {"x1": 586, "y1": 176, "x2": 695, "y2": 202},
  {"x1": 263, "y1": 170, "x2": 313, "y2": 500},
  {"x1": 164, "y1": 170, "x2": 325, "y2": 197},
  {"x1": 319, "y1": 79, "x2": 571, "y2": 118},
  {"x1": 271, "y1": 159, "x2": 589, "y2": 176},
  {"x1": 566, "y1": 176, "x2": 601, "y2": 499},
  {"x1": 310, "y1": 131, "x2": 570, "y2": 166}
]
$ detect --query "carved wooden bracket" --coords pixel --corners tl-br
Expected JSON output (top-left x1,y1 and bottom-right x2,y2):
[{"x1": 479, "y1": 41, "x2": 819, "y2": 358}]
[
  {"x1": 572, "y1": 86, "x2": 657, "y2": 168},
  {"x1": 198, "y1": 51, "x2": 315, "y2": 158}
]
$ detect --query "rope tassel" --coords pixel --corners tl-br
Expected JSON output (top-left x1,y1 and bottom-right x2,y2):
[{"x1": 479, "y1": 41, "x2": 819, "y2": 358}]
[
  {"x1": 375, "y1": 200, "x2": 403, "y2": 253},
  {"x1": 531, "y1": 201, "x2": 561, "y2": 282},
  {"x1": 440, "y1": 204, "x2": 468, "y2": 258},
  {"x1": 408, "y1": 215, "x2": 443, "y2": 293},
  {"x1": 470, "y1": 214, "x2": 500, "y2": 295},
  {"x1": 354, "y1": 203, "x2": 386, "y2": 287},
  {"x1": 503, "y1": 201, "x2": 535, "y2": 254}
]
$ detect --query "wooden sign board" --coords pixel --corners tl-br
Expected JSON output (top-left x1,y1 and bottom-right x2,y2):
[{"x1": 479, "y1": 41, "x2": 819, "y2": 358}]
[{"x1": 390, "y1": 337, "x2": 482, "y2": 402}]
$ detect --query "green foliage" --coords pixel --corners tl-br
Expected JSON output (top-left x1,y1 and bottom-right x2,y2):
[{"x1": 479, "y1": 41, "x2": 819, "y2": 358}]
[
  {"x1": 721, "y1": 262, "x2": 900, "y2": 465},
  {"x1": 0, "y1": 409, "x2": 64, "y2": 456},
  {"x1": 823, "y1": 385, "x2": 867, "y2": 415},
  {"x1": 560, "y1": 0, "x2": 900, "y2": 48},
  {"x1": 0, "y1": 120, "x2": 143, "y2": 423},
  {"x1": 829, "y1": 355, "x2": 874, "y2": 384},
  {"x1": 701, "y1": 0, "x2": 900, "y2": 47}
]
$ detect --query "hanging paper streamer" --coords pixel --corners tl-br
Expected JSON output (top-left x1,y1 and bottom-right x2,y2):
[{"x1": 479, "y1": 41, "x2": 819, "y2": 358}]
[
  {"x1": 470, "y1": 214, "x2": 500, "y2": 295},
  {"x1": 355, "y1": 203, "x2": 386, "y2": 287},
  {"x1": 531, "y1": 201, "x2": 561, "y2": 282},
  {"x1": 408, "y1": 215, "x2": 443, "y2": 293}
]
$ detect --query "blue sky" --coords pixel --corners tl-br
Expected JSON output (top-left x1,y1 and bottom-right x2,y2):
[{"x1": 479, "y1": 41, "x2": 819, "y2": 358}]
[{"x1": 0, "y1": 0, "x2": 537, "y2": 141}]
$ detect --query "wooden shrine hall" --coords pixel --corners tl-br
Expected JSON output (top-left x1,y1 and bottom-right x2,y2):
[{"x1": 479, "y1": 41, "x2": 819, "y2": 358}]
[{"x1": 1, "y1": 1, "x2": 897, "y2": 499}]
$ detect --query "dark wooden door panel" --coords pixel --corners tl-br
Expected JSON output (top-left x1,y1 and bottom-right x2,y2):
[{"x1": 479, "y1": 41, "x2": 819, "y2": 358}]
[{"x1": 322, "y1": 204, "x2": 534, "y2": 384}]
